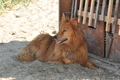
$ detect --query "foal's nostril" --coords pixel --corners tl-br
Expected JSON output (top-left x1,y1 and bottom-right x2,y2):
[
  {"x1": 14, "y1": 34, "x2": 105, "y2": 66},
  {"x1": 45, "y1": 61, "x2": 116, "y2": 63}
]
[{"x1": 53, "y1": 35, "x2": 57, "y2": 39}]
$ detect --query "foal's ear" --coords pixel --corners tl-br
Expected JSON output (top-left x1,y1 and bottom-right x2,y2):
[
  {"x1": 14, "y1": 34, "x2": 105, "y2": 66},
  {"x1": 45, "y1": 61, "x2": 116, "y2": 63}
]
[
  {"x1": 60, "y1": 13, "x2": 70, "y2": 26},
  {"x1": 69, "y1": 19, "x2": 78, "y2": 29}
]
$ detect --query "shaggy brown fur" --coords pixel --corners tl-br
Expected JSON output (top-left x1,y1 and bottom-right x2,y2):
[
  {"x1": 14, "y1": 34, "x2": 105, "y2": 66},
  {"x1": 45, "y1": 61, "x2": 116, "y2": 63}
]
[{"x1": 18, "y1": 14, "x2": 97, "y2": 70}]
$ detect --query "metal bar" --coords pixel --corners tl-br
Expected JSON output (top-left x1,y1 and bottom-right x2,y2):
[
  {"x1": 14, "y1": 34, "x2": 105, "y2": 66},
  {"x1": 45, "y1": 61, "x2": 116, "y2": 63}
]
[
  {"x1": 112, "y1": 0, "x2": 120, "y2": 33},
  {"x1": 106, "y1": 0, "x2": 114, "y2": 32},
  {"x1": 78, "y1": 0, "x2": 84, "y2": 23},
  {"x1": 100, "y1": 0, "x2": 107, "y2": 21},
  {"x1": 71, "y1": 0, "x2": 75, "y2": 19},
  {"x1": 73, "y1": 0, "x2": 78, "y2": 18},
  {"x1": 88, "y1": 0, "x2": 95, "y2": 26},
  {"x1": 94, "y1": 0, "x2": 100, "y2": 29},
  {"x1": 83, "y1": 0, "x2": 89, "y2": 24}
]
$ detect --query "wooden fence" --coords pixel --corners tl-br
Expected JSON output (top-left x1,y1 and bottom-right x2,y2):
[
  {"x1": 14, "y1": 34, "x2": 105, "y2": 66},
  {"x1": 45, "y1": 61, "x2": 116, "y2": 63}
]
[
  {"x1": 59, "y1": 0, "x2": 120, "y2": 75},
  {"x1": 60, "y1": 0, "x2": 120, "y2": 63}
]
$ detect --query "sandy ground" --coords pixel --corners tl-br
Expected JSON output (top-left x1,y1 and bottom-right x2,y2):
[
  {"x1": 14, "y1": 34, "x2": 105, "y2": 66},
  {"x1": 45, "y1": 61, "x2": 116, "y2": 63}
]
[{"x1": 0, "y1": 0, "x2": 120, "y2": 80}]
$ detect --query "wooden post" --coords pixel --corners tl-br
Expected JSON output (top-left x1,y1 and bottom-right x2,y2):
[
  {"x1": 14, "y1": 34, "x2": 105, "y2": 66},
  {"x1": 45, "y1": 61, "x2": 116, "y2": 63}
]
[
  {"x1": 112, "y1": 0, "x2": 120, "y2": 34},
  {"x1": 119, "y1": 26, "x2": 120, "y2": 35},
  {"x1": 83, "y1": 0, "x2": 89, "y2": 24},
  {"x1": 106, "y1": 0, "x2": 113, "y2": 32},
  {"x1": 88, "y1": 0, "x2": 95, "y2": 26},
  {"x1": 100, "y1": 0, "x2": 107, "y2": 21},
  {"x1": 94, "y1": 0, "x2": 100, "y2": 28},
  {"x1": 78, "y1": 0, "x2": 84, "y2": 23}
]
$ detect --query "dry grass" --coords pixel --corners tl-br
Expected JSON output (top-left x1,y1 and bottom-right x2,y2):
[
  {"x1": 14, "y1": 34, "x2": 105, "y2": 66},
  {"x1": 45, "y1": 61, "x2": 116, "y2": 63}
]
[{"x1": 0, "y1": 0, "x2": 32, "y2": 11}]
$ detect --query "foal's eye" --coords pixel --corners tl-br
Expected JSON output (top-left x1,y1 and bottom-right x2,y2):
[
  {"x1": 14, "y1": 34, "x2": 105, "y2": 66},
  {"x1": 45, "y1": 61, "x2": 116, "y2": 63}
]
[{"x1": 63, "y1": 30, "x2": 67, "y2": 32}]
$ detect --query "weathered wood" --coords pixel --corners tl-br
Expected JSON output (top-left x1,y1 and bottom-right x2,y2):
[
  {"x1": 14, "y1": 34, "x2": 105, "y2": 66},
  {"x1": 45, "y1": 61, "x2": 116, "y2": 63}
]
[
  {"x1": 106, "y1": 0, "x2": 114, "y2": 32},
  {"x1": 105, "y1": 32, "x2": 113, "y2": 57},
  {"x1": 89, "y1": 53, "x2": 120, "y2": 76},
  {"x1": 81, "y1": 21, "x2": 105, "y2": 56},
  {"x1": 89, "y1": 53, "x2": 120, "y2": 66},
  {"x1": 83, "y1": 0, "x2": 89, "y2": 24},
  {"x1": 112, "y1": 0, "x2": 120, "y2": 33},
  {"x1": 77, "y1": 11, "x2": 120, "y2": 25},
  {"x1": 78, "y1": 0, "x2": 83, "y2": 23},
  {"x1": 94, "y1": 0, "x2": 100, "y2": 28},
  {"x1": 100, "y1": 0, "x2": 107, "y2": 21},
  {"x1": 88, "y1": 0, "x2": 95, "y2": 26},
  {"x1": 119, "y1": 25, "x2": 120, "y2": 35}
]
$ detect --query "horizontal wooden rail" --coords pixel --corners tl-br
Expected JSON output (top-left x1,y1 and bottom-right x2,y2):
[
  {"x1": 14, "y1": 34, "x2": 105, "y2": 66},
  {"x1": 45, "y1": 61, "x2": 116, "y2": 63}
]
[{"x1": 78, "y1": 10, "x2": 120, "y2": 26}]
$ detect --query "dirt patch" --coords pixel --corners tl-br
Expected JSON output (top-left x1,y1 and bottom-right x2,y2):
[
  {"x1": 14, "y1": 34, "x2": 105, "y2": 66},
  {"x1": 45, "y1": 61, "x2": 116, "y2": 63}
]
[{"x1": 0, "y1": 0, "x2": 120, "y2": 80}]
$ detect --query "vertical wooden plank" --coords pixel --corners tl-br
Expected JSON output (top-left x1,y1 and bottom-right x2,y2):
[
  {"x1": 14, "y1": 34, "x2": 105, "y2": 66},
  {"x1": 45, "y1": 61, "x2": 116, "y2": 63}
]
[
  {"x1": 94, "y1": 0, "x2": 100, "y2": 28},
  {"x1": 112, "y1": 0, "x2": 120, "y2": 33},
  {"x1": 106, "y1": 0, "x2": 120, "y2": 58},
  {"x1": 106, "y1": 0, "x2": 113, "y2": 32},
  {"x1": 105, "y1": 32, "x2": 113, "y2": 57},
  {"x1": 83, "y1": 0, "x2": 89, "y2": 24},
  {"x1": 100, "y1": 0, "x2": 107, "y2": 21},
  {"x1": 88, "y1": 0, "x2": 95, "y2": 26},
  {"x1": 119, "y1": 25, "x2": 120, "y2": 35},
  {"x1": 78, "y1": 0, "x2": 84, "y2": 23},
  {"x1": 109, "y1": 25, "x2": 120, "y2": 62}
]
